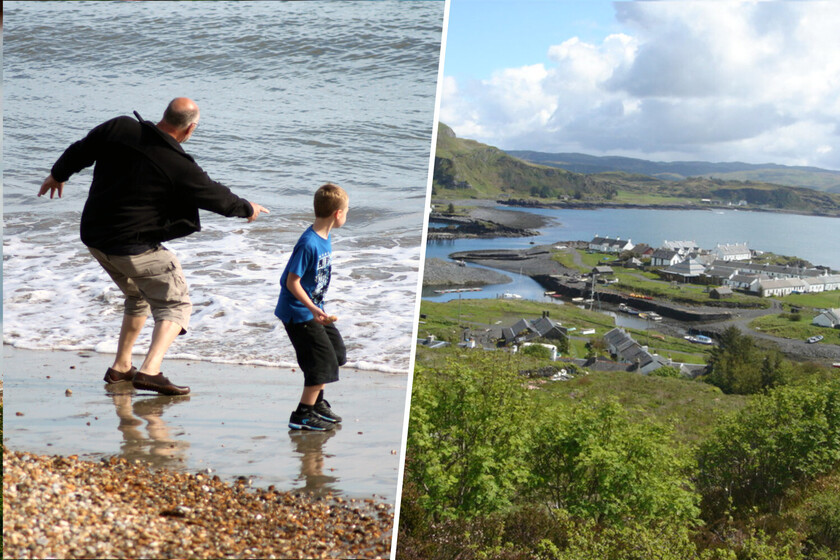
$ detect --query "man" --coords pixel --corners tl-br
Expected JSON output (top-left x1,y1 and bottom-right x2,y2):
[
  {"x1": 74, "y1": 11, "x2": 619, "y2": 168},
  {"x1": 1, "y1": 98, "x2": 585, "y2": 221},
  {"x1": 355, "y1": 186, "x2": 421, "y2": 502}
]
[{"x1": 38, "y1": 97, "x2": 268, "y2": 396}]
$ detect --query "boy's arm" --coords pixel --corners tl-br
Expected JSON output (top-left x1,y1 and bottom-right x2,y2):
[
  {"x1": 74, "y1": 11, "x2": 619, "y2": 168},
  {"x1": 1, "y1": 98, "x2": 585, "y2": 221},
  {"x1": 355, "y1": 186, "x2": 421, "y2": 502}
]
[{"x1": 286, "y1": 273, "x2": 331, "y2": 325}]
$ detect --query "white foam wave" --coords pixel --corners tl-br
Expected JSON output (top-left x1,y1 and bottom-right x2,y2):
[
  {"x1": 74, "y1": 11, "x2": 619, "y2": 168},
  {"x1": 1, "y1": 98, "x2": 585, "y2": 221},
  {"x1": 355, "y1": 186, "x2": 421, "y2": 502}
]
[{"x1": 3, "y1": 212, "x2": 421, "y2": 374}]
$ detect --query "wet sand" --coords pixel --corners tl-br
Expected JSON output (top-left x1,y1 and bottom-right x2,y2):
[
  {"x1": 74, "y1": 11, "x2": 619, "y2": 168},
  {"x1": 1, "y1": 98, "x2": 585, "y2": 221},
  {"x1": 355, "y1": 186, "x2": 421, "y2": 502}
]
[{"x1": 2, "y1": 346, "x2": 407, "y2": 502}]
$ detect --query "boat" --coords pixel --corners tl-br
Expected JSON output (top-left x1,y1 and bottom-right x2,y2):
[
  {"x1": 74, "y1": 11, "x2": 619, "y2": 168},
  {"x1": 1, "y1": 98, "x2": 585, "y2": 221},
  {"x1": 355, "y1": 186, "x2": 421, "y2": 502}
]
[
  {"x1": 646, "y1": 311, "x2": 662, "y2": 321},
  {"x1": 806, "y1": 335, "x2": 824, "y2": 344},
  {"x1": 685, "y1": 334, "x2": 713, "y2": 345},
  {"x1": 629, "y1": 292, "x2": 653, "y2": 300},
  {"x1": 833, "y1": 363, "x2": 840, "y2": 369},
  {"x1": 434, "y1": 287, "x2": 482, "y2": 294},
  {"x1": 501, "y1": 292, "x2": 522, "y2": 299},
  {"x1": 618, "y1": 303, "x2": 640, "y2": 315}
]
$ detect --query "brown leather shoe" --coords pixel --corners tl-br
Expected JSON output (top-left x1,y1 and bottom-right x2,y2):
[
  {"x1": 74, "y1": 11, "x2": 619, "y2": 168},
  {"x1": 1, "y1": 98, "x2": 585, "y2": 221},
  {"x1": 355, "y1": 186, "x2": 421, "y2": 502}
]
[
  {"x1": 132, "y1": 372, "x2": 190, "y2": 396},
  {"x1": 104, "y1": 366, "x2": 137, "y2": 384}
]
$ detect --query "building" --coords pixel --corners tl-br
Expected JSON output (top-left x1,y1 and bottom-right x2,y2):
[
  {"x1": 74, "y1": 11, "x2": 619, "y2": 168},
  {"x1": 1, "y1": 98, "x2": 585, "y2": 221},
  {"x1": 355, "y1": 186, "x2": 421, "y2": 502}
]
[
  {"x1": 501, "y1": 316, "x2": 568, "y2": 345},
  {"x1": 755, "y1": 277, "x2": 809, "y2": 297},
  {"x1": 603, "y1": 328, "x2": 668, "y2": 374},
  {"x1": 662, "y1": 240, "x2": 699, "y2": 255},
  {"x1": 813, "y1": 308, "x2": 840, "y2": 328},
  {"x1": 650, "y1": 248, "x2": 682, "y2": 267},
  {"x1": 712, "y1": 243, "x2": 751, "y2": 262},
  {"x1": 710, "y1": 286, "x2": 733, "y2": 299},
  {"x1": 661, "y1": 258, "x2": 707, "y2": 282},
  {"x1": 589, "y1": 236, "x2": 634, "y2": 254}
]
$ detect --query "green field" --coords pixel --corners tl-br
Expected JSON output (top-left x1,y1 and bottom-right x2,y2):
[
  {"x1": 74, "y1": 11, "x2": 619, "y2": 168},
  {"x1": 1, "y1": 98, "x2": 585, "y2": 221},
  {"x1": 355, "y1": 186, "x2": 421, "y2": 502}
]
[
  {"x1": 417, "y1": 297, "x2": 711, "y2": 364},
  {"x1": 750, "y1": 313, "x2": 840, "y2": 343}
]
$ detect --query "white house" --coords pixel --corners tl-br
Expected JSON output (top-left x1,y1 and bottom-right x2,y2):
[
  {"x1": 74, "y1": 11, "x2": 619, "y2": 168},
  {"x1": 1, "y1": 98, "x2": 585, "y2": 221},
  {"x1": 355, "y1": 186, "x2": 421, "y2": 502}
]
[
  {"x1": 712, "y1": 243, "x2": 751, "y2": 262},
  {"x1": 650, "y1": 248, "x2": 682, "y2": 267},
  {"x1": 589, "y1": 236, "x2": 634, "y2": 254},
  {"x1": 813, "y1": 308, "x2": 840, "y2": 328},
  {"x1": 662, "y1": 240, "x2": 699, "y2": 255},
  {"x1": 755, "y1": 277, "x2": 809, "y2": 297}
]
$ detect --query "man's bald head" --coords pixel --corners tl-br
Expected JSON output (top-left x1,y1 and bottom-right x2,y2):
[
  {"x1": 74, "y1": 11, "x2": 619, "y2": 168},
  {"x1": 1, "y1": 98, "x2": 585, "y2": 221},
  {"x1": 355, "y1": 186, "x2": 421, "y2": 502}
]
[{"x1": 162, "y1": 97, "x2": 200, "y2": 129}]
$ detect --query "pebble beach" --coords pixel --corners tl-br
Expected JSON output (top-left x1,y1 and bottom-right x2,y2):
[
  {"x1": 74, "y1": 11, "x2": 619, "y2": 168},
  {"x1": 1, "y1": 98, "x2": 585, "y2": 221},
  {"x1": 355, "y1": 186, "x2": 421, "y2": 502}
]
[
  {"x1": 3, "y1": 448, "x2": 393, "y2": 559},
  {"x1": 2, "y1": 347, "x2": 406, "y2": 559}
]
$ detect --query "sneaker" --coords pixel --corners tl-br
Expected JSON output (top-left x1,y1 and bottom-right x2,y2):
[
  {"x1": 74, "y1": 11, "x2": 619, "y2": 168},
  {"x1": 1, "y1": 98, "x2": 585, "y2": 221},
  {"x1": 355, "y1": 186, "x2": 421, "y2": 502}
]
[
  {"x1": 104, "y1": 366, "x2": 137, "y2": 384},
  {"x1": 313, "y1": 399, "x2": 342, "y2": 423},
  {"x1": 289, "y1": 409, "x2": 336, "y2": 431},
  {"x1": 132, "y1": 371, "x2": 190, "y2": 396}
]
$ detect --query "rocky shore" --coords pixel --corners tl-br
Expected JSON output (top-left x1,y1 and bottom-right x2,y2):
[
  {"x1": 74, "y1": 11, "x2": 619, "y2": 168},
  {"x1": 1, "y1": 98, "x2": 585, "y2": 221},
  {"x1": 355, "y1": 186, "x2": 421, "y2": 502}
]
[
  {"x1": 3, "y1": 448, "x2": 393, "y2": 559},
  {"x1": 427, "y1": 202, "x2": 549, "y2": 239},
  {"x1": 422, "y1": 257, "x2": 511, "y2": 287}
]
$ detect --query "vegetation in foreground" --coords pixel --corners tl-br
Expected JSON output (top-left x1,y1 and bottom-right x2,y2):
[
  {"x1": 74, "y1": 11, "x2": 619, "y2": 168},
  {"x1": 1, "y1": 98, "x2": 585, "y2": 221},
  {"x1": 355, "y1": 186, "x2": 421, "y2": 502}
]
[{"x1": 398, "y1": 336, "x2": 840, "y2": 559}]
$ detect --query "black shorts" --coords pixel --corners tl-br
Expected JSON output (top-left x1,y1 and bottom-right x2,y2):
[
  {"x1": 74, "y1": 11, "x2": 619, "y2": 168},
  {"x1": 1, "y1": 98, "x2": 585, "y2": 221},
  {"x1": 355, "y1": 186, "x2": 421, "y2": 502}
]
[{"x1": 283, "y1": 320, "x2": 347, "y2": 386}]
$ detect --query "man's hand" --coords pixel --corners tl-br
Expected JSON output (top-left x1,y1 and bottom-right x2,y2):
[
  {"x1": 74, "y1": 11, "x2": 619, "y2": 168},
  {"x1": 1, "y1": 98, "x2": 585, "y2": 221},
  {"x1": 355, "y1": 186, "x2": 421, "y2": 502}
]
[
  {"x1": 38, "y1": 174, "x2": 65, "y2": 199},
  {"x1": 247, "y1": 201, "x2": 269, "y2": 222}
]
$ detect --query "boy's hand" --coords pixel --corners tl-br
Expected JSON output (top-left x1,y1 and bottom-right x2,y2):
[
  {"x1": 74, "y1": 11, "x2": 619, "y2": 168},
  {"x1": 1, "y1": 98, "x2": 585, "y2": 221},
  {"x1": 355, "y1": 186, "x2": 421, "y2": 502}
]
[{"x1": 312, "y1": 308, "x2": 332, "y2": 325}]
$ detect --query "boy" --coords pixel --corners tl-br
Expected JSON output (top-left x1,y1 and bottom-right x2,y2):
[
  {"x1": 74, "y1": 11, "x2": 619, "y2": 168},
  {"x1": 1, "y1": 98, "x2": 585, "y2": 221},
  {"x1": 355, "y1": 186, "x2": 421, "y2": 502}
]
[{"x1": 275, "y1": 183, "x2": 348, "y2": 431}]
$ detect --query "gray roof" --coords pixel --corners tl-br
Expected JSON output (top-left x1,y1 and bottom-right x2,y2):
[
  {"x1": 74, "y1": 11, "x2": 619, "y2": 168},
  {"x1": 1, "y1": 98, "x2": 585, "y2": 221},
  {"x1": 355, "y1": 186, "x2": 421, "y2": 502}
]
[
  {"x1": 604, "y1": 328, "x2": 656, "y2": 368},
  {"x1": 664, "y1": 258, "x2": 706, "y2": 277},
  {"x1": 651, "y1": 248, "x2": 680, "y2": 260}
]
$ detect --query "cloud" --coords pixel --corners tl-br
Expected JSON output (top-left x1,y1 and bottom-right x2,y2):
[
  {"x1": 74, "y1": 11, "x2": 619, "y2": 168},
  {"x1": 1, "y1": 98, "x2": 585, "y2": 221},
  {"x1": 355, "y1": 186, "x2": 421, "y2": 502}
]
[{"x1": 442, "y1": 2, "x2": 840, "y2": 169}]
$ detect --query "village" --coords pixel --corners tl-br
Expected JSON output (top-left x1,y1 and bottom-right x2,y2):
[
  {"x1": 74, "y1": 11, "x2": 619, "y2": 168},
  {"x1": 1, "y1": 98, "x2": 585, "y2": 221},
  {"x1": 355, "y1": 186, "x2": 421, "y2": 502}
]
[{"x1": 420, "y1": 234, "x2": 840, "y2": 376}]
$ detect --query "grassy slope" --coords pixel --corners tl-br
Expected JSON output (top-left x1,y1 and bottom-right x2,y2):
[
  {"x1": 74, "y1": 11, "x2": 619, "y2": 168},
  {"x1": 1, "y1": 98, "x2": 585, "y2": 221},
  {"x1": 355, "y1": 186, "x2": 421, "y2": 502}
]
[{"x1": 418, "y1": 297, "x2": 712, "y2": 364}]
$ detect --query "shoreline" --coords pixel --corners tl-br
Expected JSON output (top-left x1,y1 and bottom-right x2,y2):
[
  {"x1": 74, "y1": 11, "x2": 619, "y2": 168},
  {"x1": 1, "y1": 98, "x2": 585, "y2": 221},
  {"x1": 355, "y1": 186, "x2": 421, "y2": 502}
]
[{"x1": 2, "y1": 345, "x2": 407, "y2": 501}]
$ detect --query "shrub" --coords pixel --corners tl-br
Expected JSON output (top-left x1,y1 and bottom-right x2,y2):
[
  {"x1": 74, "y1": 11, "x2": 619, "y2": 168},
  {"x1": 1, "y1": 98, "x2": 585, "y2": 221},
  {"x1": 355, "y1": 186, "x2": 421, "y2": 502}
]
[
  {"x1": 406, "y1": 356, "x2": 532, "y2": 519},
  {"x1": 527, "y1": 399, "x2": 700, "y2": 527},
  {"x1": 697, "y1": 382, "x2": 840, "y2": 519}
]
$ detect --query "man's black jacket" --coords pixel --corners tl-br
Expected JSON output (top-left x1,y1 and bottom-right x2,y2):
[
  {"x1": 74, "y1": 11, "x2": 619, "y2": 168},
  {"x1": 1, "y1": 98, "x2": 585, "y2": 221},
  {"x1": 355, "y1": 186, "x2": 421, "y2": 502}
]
[{"x1": 51, "y1": 112, "x2": 253, "y2": 254}]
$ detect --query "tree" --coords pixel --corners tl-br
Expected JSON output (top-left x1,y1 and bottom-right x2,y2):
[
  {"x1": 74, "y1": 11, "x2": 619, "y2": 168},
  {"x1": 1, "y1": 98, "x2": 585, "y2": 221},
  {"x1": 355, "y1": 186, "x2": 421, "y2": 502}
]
[
  {"x1": 406, "y1": 355, "x2": 532, "y2": 519},
  {"x1": 705, "y1": 327, "x2": 790, "y2": 394}
]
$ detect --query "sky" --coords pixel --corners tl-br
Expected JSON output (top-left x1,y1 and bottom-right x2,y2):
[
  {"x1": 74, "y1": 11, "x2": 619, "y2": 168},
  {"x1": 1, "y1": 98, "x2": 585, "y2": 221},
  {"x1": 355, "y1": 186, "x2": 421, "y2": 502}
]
[{"x1": 440, "y1": 0, "x2": 840, "y2": 170}]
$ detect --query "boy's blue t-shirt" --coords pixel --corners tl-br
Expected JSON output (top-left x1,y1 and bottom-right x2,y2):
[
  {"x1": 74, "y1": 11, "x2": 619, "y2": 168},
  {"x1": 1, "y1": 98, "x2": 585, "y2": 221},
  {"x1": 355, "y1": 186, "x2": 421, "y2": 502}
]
[{"x1": 275, "y1": 226, "x2": 332, "y2": 324}]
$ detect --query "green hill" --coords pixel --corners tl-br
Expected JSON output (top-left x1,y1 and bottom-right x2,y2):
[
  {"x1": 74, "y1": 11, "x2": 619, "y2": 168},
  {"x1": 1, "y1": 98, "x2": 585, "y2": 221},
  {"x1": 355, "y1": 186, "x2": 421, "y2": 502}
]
[
  {"x1": 433, "y1": 123, "x2": 614, "y2": 200},
  {"x1": 509, "y1": 149, "x2": 840, "y2": 192},
  {"x1": 434, "y1": 124, "x2": 840, "y2": 215}
]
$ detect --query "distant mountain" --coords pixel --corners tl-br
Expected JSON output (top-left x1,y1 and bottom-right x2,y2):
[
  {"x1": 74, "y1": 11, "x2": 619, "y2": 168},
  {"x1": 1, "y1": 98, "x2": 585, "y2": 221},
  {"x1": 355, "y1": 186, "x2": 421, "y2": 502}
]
[
  {"x1": 432, "y1": 124, "x2": 840, "y2": 216},
  {"x1": 507, "y1": 150, "x2": 840, "y2": 193}
]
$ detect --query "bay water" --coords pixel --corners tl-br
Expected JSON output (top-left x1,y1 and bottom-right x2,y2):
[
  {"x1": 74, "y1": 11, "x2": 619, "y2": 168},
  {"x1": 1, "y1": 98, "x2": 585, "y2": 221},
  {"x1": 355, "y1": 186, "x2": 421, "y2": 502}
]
[
  {"x1": 425, "y1": 206, "x2": 840, "y2": 302},
  {"x1": 3, "y1": 1, "x2": 444, "y2": 373}
]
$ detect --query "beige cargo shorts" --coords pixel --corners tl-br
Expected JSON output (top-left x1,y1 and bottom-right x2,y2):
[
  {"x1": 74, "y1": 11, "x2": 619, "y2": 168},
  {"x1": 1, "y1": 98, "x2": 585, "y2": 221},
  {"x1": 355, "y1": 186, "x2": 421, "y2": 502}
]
[{"x1": 89, "y1": 246, "x2": 192, "y2": 334}]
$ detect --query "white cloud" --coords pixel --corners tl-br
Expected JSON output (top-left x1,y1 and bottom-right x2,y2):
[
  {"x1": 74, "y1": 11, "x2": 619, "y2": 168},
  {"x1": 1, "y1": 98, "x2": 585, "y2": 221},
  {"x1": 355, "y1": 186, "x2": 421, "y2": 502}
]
[{"x1": 442, "y1": 2, "x2": 840, "y2": 169}]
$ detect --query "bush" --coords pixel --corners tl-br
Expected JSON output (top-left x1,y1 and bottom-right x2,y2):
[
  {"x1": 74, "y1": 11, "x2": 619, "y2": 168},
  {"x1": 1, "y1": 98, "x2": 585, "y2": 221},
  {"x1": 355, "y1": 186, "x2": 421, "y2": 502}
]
[
  {"x1": 527, "y1": 399, "x2": 700, "y2": 527},
  {"x1": 406, "y1": 356, "x2": 532, "y2": 519},
  {"x1": 521, "y1": 344, "x2": 554, "y2": 360},
  {"x1": 697, "y1": 382, "x2": 840, "y2": 519}
]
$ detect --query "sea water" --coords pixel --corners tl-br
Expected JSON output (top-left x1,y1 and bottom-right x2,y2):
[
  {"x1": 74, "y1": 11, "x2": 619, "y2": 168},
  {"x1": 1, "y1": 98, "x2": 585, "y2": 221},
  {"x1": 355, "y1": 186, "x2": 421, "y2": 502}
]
[
  {"x1": 3, "y1": 1, "x2": 444, "y2": 373},
  {"x1": 424, "y1": 206, "x2": 840, "y2": 302}
]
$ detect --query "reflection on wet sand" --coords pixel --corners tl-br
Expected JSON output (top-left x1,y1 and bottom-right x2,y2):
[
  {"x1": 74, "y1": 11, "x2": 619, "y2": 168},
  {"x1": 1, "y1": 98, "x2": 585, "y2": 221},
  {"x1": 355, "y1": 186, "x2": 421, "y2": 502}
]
[
  {"x1": 289, "y1": 427, "x2": 339, "y2": 497},
  {"x1": 109, "y1": 384, "x2": 190, "y2": 470}
]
